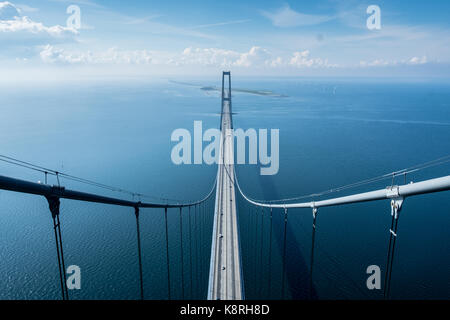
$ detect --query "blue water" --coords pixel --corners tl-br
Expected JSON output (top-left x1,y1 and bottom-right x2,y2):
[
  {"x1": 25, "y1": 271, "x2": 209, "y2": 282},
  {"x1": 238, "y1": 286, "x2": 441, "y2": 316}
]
[{"x1": 0, "y1": 77, "x2": 449, "y2": 299}]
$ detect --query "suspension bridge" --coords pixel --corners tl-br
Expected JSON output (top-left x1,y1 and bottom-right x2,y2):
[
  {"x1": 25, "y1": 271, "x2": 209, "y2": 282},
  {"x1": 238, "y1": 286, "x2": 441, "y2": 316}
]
[
  {"x1": 208, "y1": 72, "x2": 243, "y2": 300},
  {"x1": 0, "y1": 71, "x2": 449, "y2": 300}
]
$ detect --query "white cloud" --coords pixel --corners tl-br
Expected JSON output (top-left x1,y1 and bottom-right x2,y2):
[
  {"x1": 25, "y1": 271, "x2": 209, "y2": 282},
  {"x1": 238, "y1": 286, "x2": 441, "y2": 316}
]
[
  {"x1": 179, "y1": 47, "x2": 239, "y2": 67},
  {"x1": 0, "y1": 16, "x2": 77, "y2": 37},
  {"x1": 180, "y1": 46, "x2": 331, "y2": 68},
  {"x1": 39, "y1": 45, "x2": 335, "y2": 70},
  {"x1": 40, "y1": 45, "x2": 156, "y2": 64},
  {"x1": 269, "y1": 56, "x2": 283, "y2": 67},
  {"x1": 289, "y1": 50, "x2": 335, "y2": 68},
  {"x1": 180, "y1": 46, "x2": 285, "y2": 68},
  {"x1": 359, "y1": 56, "x2": 428, "y2": 67},
  {"x1": 235, "y1": 46, "x2": 271, "y2": 67},
  {"x1": 262, "y1": 5, "x2": 333, "y2": 27},
  {"x1": 0, "y1": 1, "x2": 77, "y2": 38},
  {"x1": 408, "y1": 56, "x2": 427, "y2": 65},
  {"x1": 359, "y1": 59, "x2": 391, "y2": 67}
]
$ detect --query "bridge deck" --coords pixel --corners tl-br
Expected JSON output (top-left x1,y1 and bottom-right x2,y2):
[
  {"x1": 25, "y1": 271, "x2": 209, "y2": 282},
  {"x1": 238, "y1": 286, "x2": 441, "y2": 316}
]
[{"x1": 207, "y1": 86, "x2": 243, "y2": 300}]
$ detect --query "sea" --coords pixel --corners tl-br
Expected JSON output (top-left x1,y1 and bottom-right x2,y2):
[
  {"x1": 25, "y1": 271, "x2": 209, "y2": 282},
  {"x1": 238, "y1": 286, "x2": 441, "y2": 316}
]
[{"x1": 0, "y1": 76, "x2": 449, "y2": 299}]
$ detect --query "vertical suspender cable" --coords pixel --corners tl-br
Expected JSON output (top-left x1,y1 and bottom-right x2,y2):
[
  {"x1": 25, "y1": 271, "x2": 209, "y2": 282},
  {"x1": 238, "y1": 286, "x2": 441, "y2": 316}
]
[
  {"x1": 281, "y1": 208, "x2": 288, "y2": 300},
  {"x1": 248, "y1": 204, "x2": 251, "y2": 260},
  {"x1": 204, "y1": 200, "x2": 207, "y2": 294},
  {"x1": 52, "y1": 214, "x2": 65, "y2": 300},
  {"x1": 205, "y1": 201, "x2": 208, "y2": 280},
  {"x1": 253, "y1": 207, "x2": 258, "y2": 294},
  {"x1": 259, "y1": 207, "x2": 264, "y2": 297},
  {"x1": 204, "y1": 201, "x2": 207, "y2": 296},
  {"x1": 310, "y1": 209, "x2": 318, "y2": 300},
  {"x1": 188, "y1": 206, "x2": 193, "y2": 298},
  {"x1": 208, "y1": 198, "x2": 211, "y2": 257},
  {"x1": 198, "y1": 202, "x2": 201, "y2": 291},
  {"x1": 194, "y1": 204, "x2": 198, "y2": 298},
  {"x1": 384, "y1": 213, "x2": 395, "y2": 299},
  {"x1": 384, "y1": 210, "x2": 401, "y2": 299},
  {"x1": 198, "y1": 203, "x2": 201, "y2": 298},
  {"x1": 179, "y1": 207, "x2": 185, "y2": 299},
  {"x1": 200, "y1": 201, "x2": 204, "y2": 295},
  {"x1": 164, "y1": 207, "x2": 171, "y2": 300},
  {"x1": 387, "y1": 216, "x2": 400, "y2": 298},
  {"x1": 205, "y1": 200, "x2": 209, "y2": 297},
  {"x1": 47, "y1": 196, "x2": 67, "y2": 300},
  {"x1": 268, "y1": 207, "x2": 273, "y2": 297},
  {"x1": 56, "y1": 213, "x2": 69, "y2": 300},
  {"x1": 203, "y1": 200, "x2": 207, "y2": 296},
  {"x1": 134, "y1": 206, "x2": 144, "y2": 300}
]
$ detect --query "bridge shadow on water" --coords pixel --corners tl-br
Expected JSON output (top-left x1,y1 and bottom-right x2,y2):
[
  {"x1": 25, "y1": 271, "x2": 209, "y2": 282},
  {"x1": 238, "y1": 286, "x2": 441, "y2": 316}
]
[
  {"x1": 239, "y1": 169, "x2": 318, "y2": 300},
  {"x1": 257, "y1": 174, "x2": 319, "y2": 300}
]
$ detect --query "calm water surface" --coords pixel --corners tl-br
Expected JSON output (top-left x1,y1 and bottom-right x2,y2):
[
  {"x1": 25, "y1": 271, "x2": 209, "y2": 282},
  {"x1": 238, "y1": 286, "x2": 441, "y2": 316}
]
[{"x1": 0, "y1": 77, "x2": 449, "y2": 299}]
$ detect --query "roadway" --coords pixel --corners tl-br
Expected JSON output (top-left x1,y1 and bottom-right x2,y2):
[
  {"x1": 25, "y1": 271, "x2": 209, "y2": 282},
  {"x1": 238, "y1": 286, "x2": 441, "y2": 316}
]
[{"x1": 207, "y1": 87, "x2": 243, "y2": 300}]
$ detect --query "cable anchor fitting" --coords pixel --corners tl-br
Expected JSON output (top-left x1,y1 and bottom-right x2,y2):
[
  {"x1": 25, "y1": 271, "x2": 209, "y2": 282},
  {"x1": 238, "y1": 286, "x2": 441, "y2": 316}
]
[
  {"x1": 312, "y1": 207, "x2": 318, "y2": 228},
  {"x1": 46, "y1": 196, "x2": 60, "y2": 219},
  {"x1": 390, "y1": 197, "x2": 404, "y2": 220},
  {"x1": 134, "y1": 202, "x2": 141, "y2": 218},
  {"x1": 283, "y1": 206, "x2": 288, "y2": 221}
]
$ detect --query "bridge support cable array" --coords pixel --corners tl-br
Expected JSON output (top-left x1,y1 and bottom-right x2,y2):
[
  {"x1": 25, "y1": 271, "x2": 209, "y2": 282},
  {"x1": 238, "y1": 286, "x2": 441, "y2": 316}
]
[
  {"x1": 384, "y1": 197, "x2": 403, "y2": 299},
  {"x1": 235, "y1": 166, "x2": 450, "y2": 298},
  {"x1": 0, "y1": 170, "x2": 216, "y2": 300},
  {"x1": 46, "y1": 196, "x2": 69, "y2": 300}
]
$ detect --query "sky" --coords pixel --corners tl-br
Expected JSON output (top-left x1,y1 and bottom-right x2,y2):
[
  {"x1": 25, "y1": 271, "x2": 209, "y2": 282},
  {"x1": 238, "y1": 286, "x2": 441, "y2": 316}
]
[{"x1": 1, "y1": 0, "x2": 450, "y2": 80}]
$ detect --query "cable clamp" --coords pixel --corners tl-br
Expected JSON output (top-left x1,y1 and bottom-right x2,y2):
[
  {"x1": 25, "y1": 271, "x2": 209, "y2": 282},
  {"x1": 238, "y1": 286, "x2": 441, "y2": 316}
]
[
  {"x1": 46, "y1": 195, "x2": 61, "y2": 219},
  {"x1": 386, "y1": 185, "x2": 400, "y2": 198},
  {"x1": 134, "y1": 202, "x2": 141, "y2": 218},
  {"x1": 390, "y1": 197, "x2": 404, "y2": 219}
]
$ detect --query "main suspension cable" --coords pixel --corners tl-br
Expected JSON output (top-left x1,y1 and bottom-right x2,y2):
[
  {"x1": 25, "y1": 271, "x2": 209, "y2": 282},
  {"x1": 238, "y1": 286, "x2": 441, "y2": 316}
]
[
  {"x1": 0, "y1": 154, "x2": 213, "y2": 203},
  {"x1": 235, "y1": 154, "x2": 450, "y2": 205}
]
